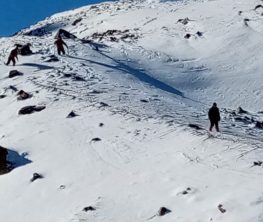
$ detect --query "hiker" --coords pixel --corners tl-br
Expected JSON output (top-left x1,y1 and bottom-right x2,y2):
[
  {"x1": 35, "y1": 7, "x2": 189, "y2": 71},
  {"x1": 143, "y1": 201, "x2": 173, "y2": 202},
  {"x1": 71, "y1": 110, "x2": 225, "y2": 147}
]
[
  {"x1": 5, "y1": 46, "x2": 19, "y2": 66},
  {"x1": 54, "y1": 36, "x2": 68, "y2": 55},
  {"x1": 208, "y1": 102, "x2": 220, "y2": 132}
]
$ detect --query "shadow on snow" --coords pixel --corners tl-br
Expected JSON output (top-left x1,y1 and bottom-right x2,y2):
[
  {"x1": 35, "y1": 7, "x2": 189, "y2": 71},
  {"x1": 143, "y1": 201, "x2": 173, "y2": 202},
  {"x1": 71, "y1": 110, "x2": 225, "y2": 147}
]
[
  {"x1": 66, "y1": 52, "x2": 184, "y2": 97},
  {"x1": 20, "y1": 63, "x2": 54, "y2": 70}
]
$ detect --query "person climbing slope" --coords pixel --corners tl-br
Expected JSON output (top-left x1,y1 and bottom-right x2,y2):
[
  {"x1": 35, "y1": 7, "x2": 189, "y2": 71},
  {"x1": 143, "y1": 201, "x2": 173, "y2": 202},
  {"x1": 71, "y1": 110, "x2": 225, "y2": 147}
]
[
  {"x1": 208, "y1": 102, "x2": 221, "y2": 132},
  {"x1": 54, "y1": 35, "x2": 68, "y2": 55},
  {"x1": 5, "y1": 46, "x2": 19, "y2": 66}
]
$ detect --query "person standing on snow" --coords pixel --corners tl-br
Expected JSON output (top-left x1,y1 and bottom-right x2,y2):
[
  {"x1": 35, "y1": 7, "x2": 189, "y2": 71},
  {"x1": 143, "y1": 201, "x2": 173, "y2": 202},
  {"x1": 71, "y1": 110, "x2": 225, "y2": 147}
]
[
  {"x1": 5, "y1": 46, "x2": 19, "y2": 66},
  {"x1": 54, "y1": 35, "x2": 68, "y2": 55},
  {"x1": 208, "y1": 102, "x2": 221, "y2": 132}
]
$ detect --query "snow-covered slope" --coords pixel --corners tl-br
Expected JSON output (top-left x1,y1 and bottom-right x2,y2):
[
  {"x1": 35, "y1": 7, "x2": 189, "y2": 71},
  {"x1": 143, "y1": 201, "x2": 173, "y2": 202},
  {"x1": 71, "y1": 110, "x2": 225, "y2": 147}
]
[{"x1": 0, "y1": 0, "x2": 263, "y2": 221}]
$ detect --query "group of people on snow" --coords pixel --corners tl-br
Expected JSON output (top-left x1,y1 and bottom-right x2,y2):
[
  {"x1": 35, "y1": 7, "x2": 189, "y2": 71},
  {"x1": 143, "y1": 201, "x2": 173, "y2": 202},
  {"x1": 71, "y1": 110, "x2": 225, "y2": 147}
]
[
  {"x1": 4, "y1": 35, "x2": 221, "y2": 132},
  {"x1": 5, "y1": 35, "x2": 68, "y2": 66}
]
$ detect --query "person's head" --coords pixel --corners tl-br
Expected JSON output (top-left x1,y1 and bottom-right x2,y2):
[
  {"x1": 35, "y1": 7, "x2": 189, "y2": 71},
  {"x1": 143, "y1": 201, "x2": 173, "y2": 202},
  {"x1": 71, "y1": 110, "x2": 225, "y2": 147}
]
[{"x1": 213, "y1": 102, "x2": 217, "y2": 107}]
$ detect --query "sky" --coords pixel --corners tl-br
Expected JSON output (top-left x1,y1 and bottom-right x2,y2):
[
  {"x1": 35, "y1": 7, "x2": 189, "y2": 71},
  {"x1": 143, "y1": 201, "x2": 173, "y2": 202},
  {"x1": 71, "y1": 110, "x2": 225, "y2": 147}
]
[{"x1": 0, "y1": 0, "x2": 110, "y2": 37}]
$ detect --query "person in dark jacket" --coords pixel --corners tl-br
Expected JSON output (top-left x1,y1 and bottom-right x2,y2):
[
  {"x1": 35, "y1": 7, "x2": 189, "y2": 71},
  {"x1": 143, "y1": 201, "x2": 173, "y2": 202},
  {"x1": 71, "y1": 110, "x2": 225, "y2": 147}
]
[
  {"x1": 208, "y1": 102, "x2": 220, "y2": 132},
  {"x1": 5, "y1": 46, "x2": 19, "y2": 66},
  {"x1": 54, "y1": 36, "x2": 68, "y2": 55}
]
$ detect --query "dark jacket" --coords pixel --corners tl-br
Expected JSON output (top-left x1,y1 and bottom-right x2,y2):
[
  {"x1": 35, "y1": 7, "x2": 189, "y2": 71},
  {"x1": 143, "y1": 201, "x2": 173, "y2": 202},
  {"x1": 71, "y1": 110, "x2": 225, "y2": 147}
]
[
  {"x1": 54, "y1": 39, "x2": 68, "y2": 49},
  {"x1": 9, "y1": 48, "x2": 18, "y2": 59},
  {"x1": 208, "y1": 106, "x2": 220, "y2": 122}
]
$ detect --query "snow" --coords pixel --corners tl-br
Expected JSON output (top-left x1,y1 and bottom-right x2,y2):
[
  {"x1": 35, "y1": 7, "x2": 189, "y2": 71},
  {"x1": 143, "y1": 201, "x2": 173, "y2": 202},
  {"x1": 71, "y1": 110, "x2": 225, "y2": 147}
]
[{"x1": 0, "y1": 0, "x2": 263, "y2": 221}]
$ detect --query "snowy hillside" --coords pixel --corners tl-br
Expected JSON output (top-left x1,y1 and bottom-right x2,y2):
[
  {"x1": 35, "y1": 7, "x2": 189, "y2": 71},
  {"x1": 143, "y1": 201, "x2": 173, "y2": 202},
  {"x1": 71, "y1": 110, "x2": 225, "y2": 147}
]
[{"x1": 0, "y1": 0, "x2": 263, "y2": 221}]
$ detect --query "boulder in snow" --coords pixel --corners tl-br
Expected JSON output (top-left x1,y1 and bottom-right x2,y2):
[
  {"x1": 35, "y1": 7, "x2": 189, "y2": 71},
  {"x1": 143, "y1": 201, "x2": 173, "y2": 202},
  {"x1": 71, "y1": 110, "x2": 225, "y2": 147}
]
[
  {"x1": 30, "y1": 173, "x2": 44, "y2": 182},
  {"x1": 157, "y1": 207, "x2": 171, "y2": 216},
  {"x1": 184, "y1": 33, "x2": 191, "y2": 39},
  {"x1": 91, "y1": 137, "x2": 101, "y2": 142},
  {"x1": 237, "y1": 107, "x2": 248, "y2": 114},
  {"x1": 55, "y1": 29, "x2": 77, "y2": 40},
  {"x1": 72, "y1": 18, "x2": 82, "y2": 26},
  {"x1": 9, "y1": 70, "x2": 24, "y2": 78},
  {"x1": 67, "y1": 111, "x2": 79, "y2": 118},
  {"x1": 0, "y1": 95, "x2": 7, "y2": 99},
  {"x1": 18, "y1": 105, "x2": 46, "y2": 115},
  {"x1": 83, "y1": 206, "x2": 96, "y2": 212},
  {"x1": 218, "y1": 204, "x2": 226, "y2": 213},
  {"x1": 17, "y1": 90, "x2": 32, "y2": 100}
]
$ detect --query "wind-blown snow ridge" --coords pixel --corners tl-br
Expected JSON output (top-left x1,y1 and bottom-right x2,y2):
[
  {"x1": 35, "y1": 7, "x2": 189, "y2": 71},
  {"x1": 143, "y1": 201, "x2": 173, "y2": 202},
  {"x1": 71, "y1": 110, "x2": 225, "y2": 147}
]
[{"x1": 0, "y1": 0, "x2": 263, "y2": 221}]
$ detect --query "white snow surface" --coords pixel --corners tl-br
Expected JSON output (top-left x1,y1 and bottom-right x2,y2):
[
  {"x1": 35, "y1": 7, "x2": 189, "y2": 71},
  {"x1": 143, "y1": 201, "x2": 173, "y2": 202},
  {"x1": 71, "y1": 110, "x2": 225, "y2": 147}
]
[{"x1": 0, "y1": 0, "x2": 263, "y2": 221}]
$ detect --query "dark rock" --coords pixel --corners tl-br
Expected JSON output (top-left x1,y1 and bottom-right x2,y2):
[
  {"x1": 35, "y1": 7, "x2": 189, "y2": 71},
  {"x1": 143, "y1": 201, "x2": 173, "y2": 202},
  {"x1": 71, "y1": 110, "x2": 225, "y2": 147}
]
[
  {"x1": 30, "y1": 173, "x2": 43, "y2": 182},
  {"x1": 255, "y1": 121, "x2": 263, "y2": 129},
  {"x1": 8, "y1": 85, "x2": 18, "y2": 92},
  {"x1": 196, "y1": 31, "x2": 203, "y2": 37},
  {"x1": 99, "y1": 102, "x2": 109, "y2": 107},
  {"x1": 91, "y1": 137, "x2": 101, "y2": 142},
  {"x1": 83, "y1": 206, "x2": 96, "y2": 212},
  {"x1": 253, "y1": 161, "x2": 262, "y2": 166},
  {"x1": 18, "y1": 105, "x2": 46, "y2": 115},
  {"x1": 182, "y1": 190, "x2": 188, "y2": 195},
  {"x1": 73, "y1": 76, "x2": 85, "y2": 81},
  {"x1": 110, "y1": 37, "x2": 118, "y2": 42},
  {"x1": 244, "y1": 18, "x2": 250, "y2": 26},
  {"x1": 99, "y1": 123, "x2": 104, "y2": 127},
  {"x1": 17, "y1": 90, "x2": 32, "y2": 100},
  {"x1": 19, "y1": 43, "x2": 33, "y2": 56},
  {"x1": 237, "y1": 107, "x2": 248, "y2": 114},
  {"x1": 238, "y1": 11, "x2": 242, "y2": 15},
  {"x1": 90, "y1": 90, "x2": 103, "y2": 94},
  {"x1": 140, "y1": 99, "x2": 149, "y2": 103},
  {"x1": 91, "y1": 29, "x2": 138, "y2": 42},
  {"x1": 177, "y1": 17, "x2": 190, "y2": 25},
  {"x1": 67, "y1": 111, "x2": 79, "y2": 118},
  {"x1": 0, "y1": 95, "x2": 7, "y2": 99},
  {"x1": 34, "y1": 106, "x2": 46, "y2": 112},
  {"x1": 218, "y1": 204, "x2": 226, "y2": 213},
  {"x1": 184, "y1": 33, "x2": 191, "y2": 39},
  {"x1": 55, "y1": 29, "x2": 77, "y2": 40},
  {"x1": 9, "y1": 70, "x2": 24, "y2": 78},
  {"x1": 157, "y1": 207, "x2": 171, "y2": 216},
  {"x1": 45, "y1": 55, "x2": 59, "y2": 62},
  {"x1": 255, "y1": 5, "x2": 263, "y2": 10},
  {"x1": 188, "y1": 124, "x2": 202, "y2": 130},
  {"x1": 64, "y1": 73, "x2": 72, "y2": 78},
  {"x1": 59, "y1": 185, "x2": 66, "y2": 189},
  {"x1": 234, "y1": 117, "x2": 251, "y2": 124},
  {"x1": 72, "y1": 18, "x2": 82, "y2": 26},
  {"x1": 0, "y1": 146, "x2": 8, "y2": 166}
]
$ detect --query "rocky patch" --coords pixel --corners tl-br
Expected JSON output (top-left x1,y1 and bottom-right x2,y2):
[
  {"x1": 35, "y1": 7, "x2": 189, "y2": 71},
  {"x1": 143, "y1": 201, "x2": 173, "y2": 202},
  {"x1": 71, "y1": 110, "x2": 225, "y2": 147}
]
[
  {"x1": 90, "y1": 29, "x2": 139, "y2": 42},
  {"x1": 30, "y1": 173, "x2": 44, "y2": 182},
  {"x1": 9, "y1": 70, "x2": 24, "y2": 78},
  {"x1": 17, "y1": 90, "x2": 32, "y2": 100},
  {"x1": 67, "y1": 111, "x2": 79, "y2": 118},
  {"x1": 18, "y1": 105, "x2": 46, "y2": 115}
]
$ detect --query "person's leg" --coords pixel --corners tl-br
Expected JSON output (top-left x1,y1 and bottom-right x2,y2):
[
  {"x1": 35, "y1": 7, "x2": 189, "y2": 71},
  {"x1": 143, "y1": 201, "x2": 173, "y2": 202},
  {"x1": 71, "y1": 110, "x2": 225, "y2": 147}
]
[
  {"x1": 12, "y1": 57, "x2": 16, "y2": 66},
  {"x1": 57, "y1": 48, "x2": 61, "y2": 55},
  {"x1": 215, "y1": 122, "x2": 220, "y2": 132},
  {"x1": 61, "y1": 48, "x2": 65, "y2": 55},
  {"x1": 209, "y1": 121, "x2": 215, "y2": 131},
  {"x1": 6, "y1": 57, "x2": 11, "y2": 65}
]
